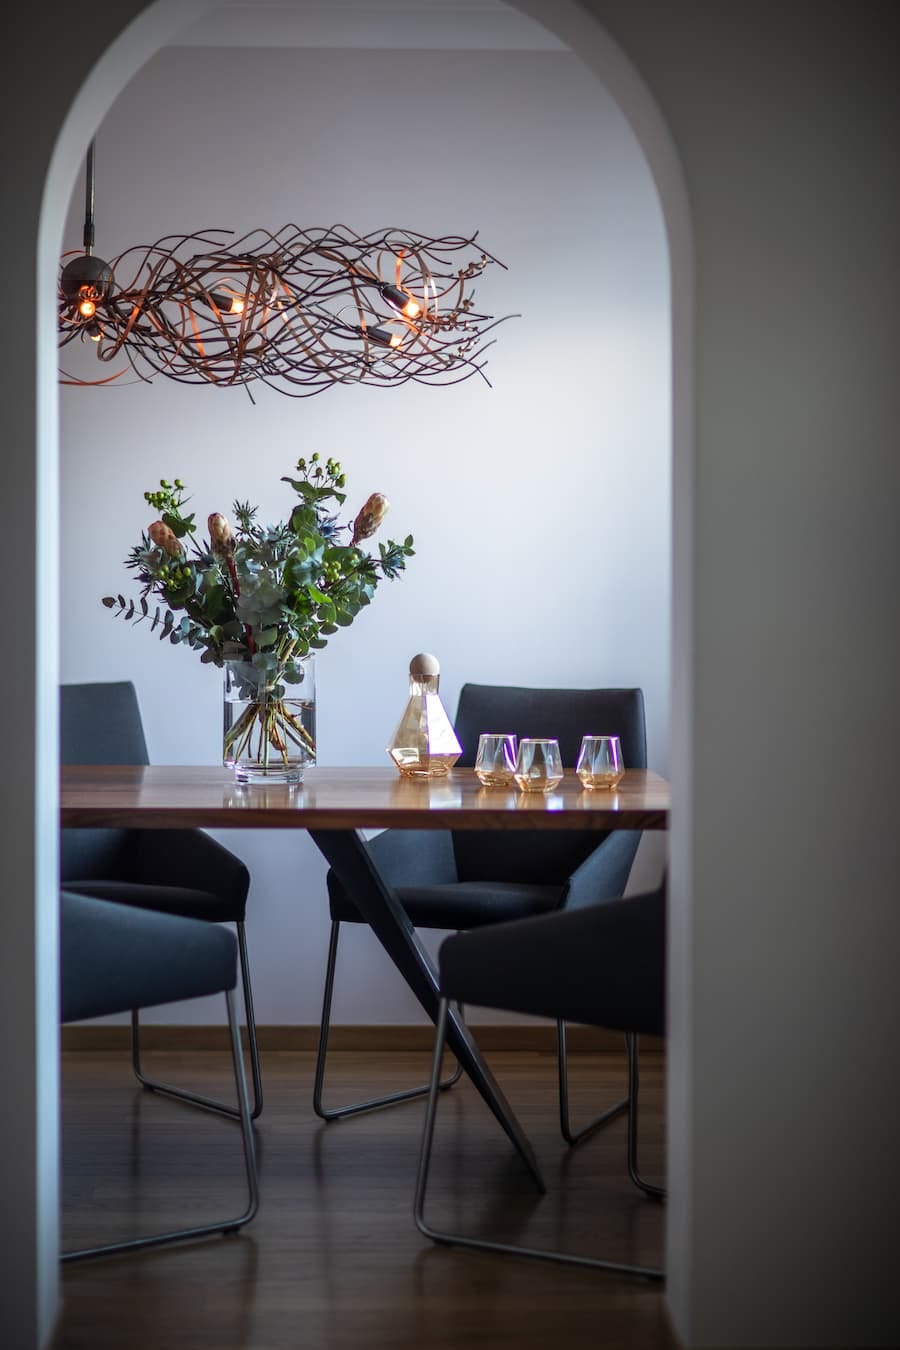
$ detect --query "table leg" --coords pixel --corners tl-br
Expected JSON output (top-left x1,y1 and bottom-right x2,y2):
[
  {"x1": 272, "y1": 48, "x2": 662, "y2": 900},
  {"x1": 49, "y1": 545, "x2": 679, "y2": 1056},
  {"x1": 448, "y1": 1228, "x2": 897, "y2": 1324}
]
[{"x1": 308, "y1": 828, "x2": 545, "y2": 1193}]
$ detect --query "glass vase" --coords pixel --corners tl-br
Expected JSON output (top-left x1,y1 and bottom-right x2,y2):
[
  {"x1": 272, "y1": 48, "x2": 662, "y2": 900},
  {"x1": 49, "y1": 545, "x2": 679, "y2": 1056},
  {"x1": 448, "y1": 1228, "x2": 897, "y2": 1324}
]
[{"x1": 223, "y1": 655, "x2": 316, "y2": 784}]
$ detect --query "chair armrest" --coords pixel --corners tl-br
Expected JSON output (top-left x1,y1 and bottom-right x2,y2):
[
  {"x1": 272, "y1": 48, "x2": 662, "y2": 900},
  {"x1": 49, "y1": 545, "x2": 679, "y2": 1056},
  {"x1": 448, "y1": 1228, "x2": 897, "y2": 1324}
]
[
  {"x1": 60, "y1": 890, "x2": 238, "y2": 1024},
  {"x1": 562, "y1": 829, "x2": 642, "y2": 910},
  {"x1": 132, "y1": 829, "x2": 250, "y2": 909}
]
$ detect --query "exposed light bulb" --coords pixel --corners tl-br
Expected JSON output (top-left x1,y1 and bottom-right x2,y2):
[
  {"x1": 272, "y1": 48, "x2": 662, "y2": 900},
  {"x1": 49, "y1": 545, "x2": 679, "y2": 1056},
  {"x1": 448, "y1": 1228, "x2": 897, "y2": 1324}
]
[
  {"x1": 365, "y1": 325, "x2": 404, "y2": 350},
  {"x1": 380, "y1": 283, "x2": 422, "y2": 320},
  {"x1": 78, "y1": 294, "x2": 97, "y2": 319},
  {"x1": 205, "y1": 290, "x2": 247, "y2": 317}
]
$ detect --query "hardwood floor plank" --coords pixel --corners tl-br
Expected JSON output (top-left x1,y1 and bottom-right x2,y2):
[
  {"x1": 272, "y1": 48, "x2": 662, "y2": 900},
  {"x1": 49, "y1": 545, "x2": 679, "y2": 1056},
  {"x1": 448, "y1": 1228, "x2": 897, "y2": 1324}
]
[{"x1": 58, "y1": 1050, "x2": 674, "y2": 1350}]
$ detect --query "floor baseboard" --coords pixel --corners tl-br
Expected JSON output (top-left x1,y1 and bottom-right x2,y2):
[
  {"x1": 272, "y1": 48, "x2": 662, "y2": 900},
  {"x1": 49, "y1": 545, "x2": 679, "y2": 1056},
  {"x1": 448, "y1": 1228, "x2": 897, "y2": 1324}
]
[{"x1": 61, "y1": 1023, "x2": 664, "y2": 1054}]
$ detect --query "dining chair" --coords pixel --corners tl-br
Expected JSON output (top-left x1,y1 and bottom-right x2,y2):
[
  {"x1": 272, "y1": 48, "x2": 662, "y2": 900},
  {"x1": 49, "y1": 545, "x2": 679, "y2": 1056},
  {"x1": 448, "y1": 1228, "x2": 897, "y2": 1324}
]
[
  {"x1": 314, "y1": 684, "x2": 647, "y2": 1144},
  {"x1": 61, "y1": 891, "x2": 258, "y2": 1261},
  {"x1": 60, "y1": 680, "x2": 263, "y2": 1119},
  {"x1": 414, "y1": 880, "x2": 666, "y2": 1278}
]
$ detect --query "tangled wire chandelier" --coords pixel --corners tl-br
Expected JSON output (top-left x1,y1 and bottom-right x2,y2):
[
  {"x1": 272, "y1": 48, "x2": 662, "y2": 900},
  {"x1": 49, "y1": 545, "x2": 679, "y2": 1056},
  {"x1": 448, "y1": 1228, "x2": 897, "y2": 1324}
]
[{"x1": 58, "y1": 143, "x2": 511, "y2": 399}]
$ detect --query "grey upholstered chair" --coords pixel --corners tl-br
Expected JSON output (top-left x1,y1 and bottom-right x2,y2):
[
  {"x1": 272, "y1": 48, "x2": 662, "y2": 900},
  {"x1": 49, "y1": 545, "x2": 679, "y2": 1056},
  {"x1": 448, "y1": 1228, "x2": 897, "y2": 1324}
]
[
  {"x1": 414, "y1": 879, "x2": 666, "y2": 1279},
  {"x1": 60, "y1": 681, "x2": 263, "y2": 1119},
  {"x1": 314, "y1": 684, "x2": 647, "y2": 1144},
  {"x1": 61, "y1": 891, "x2": 258, "y2": 1261}
]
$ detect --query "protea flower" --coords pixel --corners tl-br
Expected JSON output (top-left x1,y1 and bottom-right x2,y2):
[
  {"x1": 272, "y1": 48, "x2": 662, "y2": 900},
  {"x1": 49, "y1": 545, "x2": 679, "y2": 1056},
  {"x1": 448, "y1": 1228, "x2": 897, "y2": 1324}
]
[
  {"x1": 208, "y1": 511, "x2": 242, "y2": 606},
  {"x1": 351, "y1": 492, "x2": 390, "y2": 545},
  {"x1": 208, "y1": 512, "x2": 235, "y2": 558},
  {"x1": 148, "y1": 520, "x2": 183, "y2": 557}
]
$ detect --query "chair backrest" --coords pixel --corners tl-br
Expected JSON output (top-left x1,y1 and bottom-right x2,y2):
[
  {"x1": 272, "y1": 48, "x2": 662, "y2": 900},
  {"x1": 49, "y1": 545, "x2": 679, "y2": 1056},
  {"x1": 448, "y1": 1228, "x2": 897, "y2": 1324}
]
[
  {"x1": 451, "y1": 684, "x2": 647, "y2": 885},
  {"x1": 438, "y1": 874, "x2": 667, "y2": 1036},
  {"x1": 60, "y1": 681, "x2": 150, "y2": 766},
  {"x1": 60, "y1": 681, "x2": 149, "y2": 882}
]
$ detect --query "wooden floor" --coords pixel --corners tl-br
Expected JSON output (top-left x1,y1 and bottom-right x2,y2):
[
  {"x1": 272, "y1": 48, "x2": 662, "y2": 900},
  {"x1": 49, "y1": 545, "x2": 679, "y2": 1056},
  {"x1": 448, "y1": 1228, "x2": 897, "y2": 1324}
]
[{"x1": 58, "y1": 1048, "x2": 674, "y2": 1350}]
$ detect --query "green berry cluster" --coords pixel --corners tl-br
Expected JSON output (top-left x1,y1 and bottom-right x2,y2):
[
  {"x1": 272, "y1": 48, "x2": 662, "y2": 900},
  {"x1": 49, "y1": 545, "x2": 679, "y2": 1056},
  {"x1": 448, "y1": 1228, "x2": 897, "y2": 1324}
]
[
  {"x1": 144, "y1": 477, "x2": 186, "y2": 513},
  {"x1": 295, "y1": 454, "x2": 346, "y2": 489},
  {"x1": 157, "y1": 559, "x2": 194, "y2": 595}
]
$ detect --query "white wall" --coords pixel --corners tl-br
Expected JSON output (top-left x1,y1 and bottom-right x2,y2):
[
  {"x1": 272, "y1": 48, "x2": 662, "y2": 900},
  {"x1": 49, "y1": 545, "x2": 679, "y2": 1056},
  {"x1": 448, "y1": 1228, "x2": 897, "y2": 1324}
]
[{"x1": 59, "y1": 44, "x2": 672, "y2": 1025}]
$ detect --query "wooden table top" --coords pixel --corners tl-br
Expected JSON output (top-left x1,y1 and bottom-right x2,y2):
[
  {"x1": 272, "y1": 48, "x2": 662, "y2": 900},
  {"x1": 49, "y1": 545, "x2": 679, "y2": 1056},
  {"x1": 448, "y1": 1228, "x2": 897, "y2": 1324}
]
[{"x1": 60, "y1": 765, "x2": 670, "y2": 832}]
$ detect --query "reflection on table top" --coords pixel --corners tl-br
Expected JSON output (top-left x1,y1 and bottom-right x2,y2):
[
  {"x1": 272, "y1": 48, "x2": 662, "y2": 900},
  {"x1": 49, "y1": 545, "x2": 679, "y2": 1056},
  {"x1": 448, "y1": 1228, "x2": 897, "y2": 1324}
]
[{"x1": 60, "y1": 765, "x2": 670, "y2": 832}]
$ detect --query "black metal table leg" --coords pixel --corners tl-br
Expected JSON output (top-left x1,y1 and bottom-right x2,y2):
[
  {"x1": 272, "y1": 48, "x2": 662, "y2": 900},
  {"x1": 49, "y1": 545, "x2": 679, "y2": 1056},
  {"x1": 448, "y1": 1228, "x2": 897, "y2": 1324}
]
[{"x1": 309, "y1": 828, "x2": 545, "y2": 1192}]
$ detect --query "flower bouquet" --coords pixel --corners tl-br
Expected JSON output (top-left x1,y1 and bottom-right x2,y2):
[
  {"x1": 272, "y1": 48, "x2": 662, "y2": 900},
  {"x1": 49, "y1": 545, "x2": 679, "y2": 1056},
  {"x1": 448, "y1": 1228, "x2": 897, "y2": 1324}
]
[{"x1": 104, "y1": 455, "x2": 414, "y2": 781}]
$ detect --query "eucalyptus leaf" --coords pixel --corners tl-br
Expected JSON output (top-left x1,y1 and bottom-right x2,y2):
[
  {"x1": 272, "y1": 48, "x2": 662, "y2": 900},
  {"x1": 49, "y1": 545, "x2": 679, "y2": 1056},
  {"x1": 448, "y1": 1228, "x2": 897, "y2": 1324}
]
[{"x1": 162, "y1": 510, "x2": 195, "y2": 538}]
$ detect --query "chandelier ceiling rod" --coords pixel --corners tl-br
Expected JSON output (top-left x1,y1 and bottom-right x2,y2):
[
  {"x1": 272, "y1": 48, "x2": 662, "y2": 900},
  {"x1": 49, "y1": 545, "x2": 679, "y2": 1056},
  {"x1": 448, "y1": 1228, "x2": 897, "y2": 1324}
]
[{"x1": 82, "y1": 139, "x2": 96, "y2": 255}]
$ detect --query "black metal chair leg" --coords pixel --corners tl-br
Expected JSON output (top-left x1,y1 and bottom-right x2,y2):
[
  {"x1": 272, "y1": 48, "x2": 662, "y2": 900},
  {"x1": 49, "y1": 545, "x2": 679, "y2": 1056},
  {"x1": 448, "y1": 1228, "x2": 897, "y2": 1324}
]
[
  {"x1": 237, "y1": 923, "x2": 264, "y2": 1119},
  {"x1": 63, "y1": 989, "x2": 259, "y2": 1262},
  {"x1": 313, "y1": 919, "x2": 463, "y2": 1121},
  {"x1": 414, "y1": 1000, "x2": 664, "y2": 1280},
  {"x1": 626, "y1": 1032, "x2": 666, "y2": 1199},
  {"x1": 558, "y1": 1020, "x2": 630, "y2": 1145},
  {"x1": 131, "y1": 921, "x2": 263, "y2": 1120}
]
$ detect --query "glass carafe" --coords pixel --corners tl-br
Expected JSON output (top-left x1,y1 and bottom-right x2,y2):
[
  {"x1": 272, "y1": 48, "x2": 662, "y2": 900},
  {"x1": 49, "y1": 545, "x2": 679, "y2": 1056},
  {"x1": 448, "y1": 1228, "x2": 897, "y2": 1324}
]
[{"x1": 387, "y1": 653, "x2": 461, "y2": 777}]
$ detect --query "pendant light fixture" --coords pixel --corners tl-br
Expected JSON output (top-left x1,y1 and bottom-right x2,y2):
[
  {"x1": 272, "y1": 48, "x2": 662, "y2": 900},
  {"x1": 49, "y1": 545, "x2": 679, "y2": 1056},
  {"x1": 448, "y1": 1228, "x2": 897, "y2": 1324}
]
[{"x1": 58, "y1": 142, "x2": 511, "y2": 400}]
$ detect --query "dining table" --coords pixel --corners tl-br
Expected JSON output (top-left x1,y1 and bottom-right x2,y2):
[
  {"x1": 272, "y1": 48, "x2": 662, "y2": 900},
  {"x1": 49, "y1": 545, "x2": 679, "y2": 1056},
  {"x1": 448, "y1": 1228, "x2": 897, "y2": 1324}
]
[{"x1": 60, "y1": 763, "x2": 670, "y2": 1191}]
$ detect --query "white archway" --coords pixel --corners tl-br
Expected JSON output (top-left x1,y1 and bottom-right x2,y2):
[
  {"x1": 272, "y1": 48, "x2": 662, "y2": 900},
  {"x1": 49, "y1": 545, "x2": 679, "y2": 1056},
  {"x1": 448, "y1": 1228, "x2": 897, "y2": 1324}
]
[{"x1": 6, "y1": 3, "x2": 693, "y2": 1343}]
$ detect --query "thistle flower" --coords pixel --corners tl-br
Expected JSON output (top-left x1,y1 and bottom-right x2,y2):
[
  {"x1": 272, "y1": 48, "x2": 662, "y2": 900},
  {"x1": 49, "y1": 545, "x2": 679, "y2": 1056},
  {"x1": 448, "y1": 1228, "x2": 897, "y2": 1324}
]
[
  {"x1": 147, "y1": 520, "x2": 183, "y2": 557},
  {"x1": 208, "y1": 512, "x2": 236, "y2": 558},
  {"x1": 352, "y1": 492, "x2": 390, "y2": 545}
]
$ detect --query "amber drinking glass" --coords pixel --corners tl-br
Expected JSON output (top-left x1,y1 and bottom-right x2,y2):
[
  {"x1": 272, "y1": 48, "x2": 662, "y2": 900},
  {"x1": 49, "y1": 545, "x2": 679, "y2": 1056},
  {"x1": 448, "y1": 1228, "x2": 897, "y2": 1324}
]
[
  {"x1": 513, "y1": 737, "x2": 564, "y2": 792},
  {"x1": 576, "y1": 734, "x2": 624, "y2": 790},
  {"x1": 474, "y1": 733, "x2": 518, "y2": 787}
]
